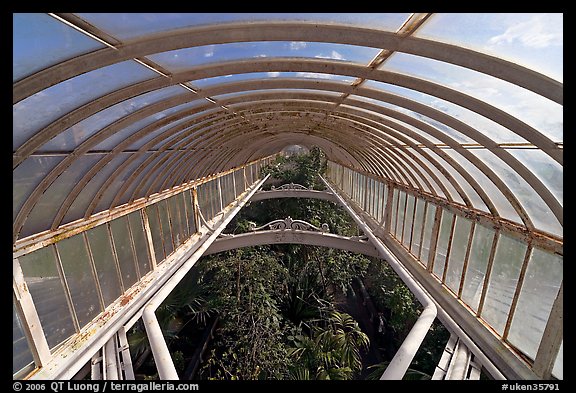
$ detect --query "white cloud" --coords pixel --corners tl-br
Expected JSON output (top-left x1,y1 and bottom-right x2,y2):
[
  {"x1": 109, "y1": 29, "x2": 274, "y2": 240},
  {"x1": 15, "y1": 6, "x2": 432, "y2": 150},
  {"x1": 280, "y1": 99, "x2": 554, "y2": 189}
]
[
  {"x1": 314, "y1": 50, "x2": 345, "y2": 60},
  {"x1": 290, "y1": 41, "x2": 307, "y2": 50},
  {"x1": 331, "y1": 50, "x2": 344, "y2": 60},
  {"x1": 487, "y1": 15, "x2": 562, "y2": 49},
  {"x1": 267, "y1": 72, "x2": 280, "y2": 77},
  {"x1": 296, "y1": 72, "x2": 333, "y2": 79},
  {"x1": 204, "y1": 46, "x2": 214, "y2": 57}
]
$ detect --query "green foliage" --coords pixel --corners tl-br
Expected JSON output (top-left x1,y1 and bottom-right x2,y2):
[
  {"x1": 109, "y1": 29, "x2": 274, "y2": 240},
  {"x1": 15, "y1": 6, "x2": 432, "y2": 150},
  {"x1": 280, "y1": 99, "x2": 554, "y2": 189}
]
[
  {"x1": 261, "y1": 146, "x2": 326, "y2": 190},
  {"x1": 364, "y1": 257, "x2": 421, "y2": 337},
  {"x1": 197, "y1": 248, "x2": 293, "y2": 379},
  {"x1": 287, "y1": 311, "x2": 369, "y2": 380},
  {"x1": 366, "y1": 361, "x2": 431, "y2": 380}
]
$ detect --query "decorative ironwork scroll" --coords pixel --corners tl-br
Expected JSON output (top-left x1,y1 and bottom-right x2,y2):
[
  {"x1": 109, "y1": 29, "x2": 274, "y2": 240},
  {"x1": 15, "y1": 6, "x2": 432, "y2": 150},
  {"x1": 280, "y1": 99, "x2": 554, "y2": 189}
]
[
  {"x1": 248, "y1": 216, "x2": 329, "y2": 233},
  {"x1": 270, "y1": 183, "x2": 309, "y2": 190}
]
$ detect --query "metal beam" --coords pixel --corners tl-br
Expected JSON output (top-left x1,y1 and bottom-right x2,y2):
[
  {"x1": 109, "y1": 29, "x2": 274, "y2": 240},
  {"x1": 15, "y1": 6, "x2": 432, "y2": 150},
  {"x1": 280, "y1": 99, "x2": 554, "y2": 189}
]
[
  {"x1": 250, "y1": 189, "x2": 338, "y2": 203},
  {"x1": 14, "y1": 21, "x2": 561, "y2": 105},
  {"x1": 27, "y1": 174, "x2": 268, "y2": 380},
  {"x1": 205, "y1": 230, "x2": 380, "y2": 258}
]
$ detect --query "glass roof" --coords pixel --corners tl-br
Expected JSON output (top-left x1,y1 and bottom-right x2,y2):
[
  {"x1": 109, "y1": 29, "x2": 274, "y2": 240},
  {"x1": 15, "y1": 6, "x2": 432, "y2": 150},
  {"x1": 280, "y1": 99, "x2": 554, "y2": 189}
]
[{"x1": 13, "y1": 13, "x2": 563, "y2": 242}]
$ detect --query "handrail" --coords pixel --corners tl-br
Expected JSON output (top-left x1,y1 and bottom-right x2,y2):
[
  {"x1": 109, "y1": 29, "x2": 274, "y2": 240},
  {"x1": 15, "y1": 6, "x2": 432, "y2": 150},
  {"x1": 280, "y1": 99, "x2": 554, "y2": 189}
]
[
  {"x1": 322, "y1": 175, "x2": 506, "y2": 380},
  {"x1": 141, "y1": 175, "x2": 270, "y2": 380},
  {"x1": 321, "y1": 175, "x2": 437, "y2": 379}
]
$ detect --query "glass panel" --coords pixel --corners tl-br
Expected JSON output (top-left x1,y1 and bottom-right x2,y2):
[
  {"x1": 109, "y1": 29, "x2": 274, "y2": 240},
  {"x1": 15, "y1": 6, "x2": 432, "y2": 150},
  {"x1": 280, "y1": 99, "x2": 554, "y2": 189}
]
[
  {"x1": 13, "y1": 155, "x2": 64, "y2": 224},
  {"x1": 62, "y1": 153, "x2": 131, "y2": 226},
  {"x1": 471, "y1": 149, "x2": 562, "y2": 237},
  {"x1": 85, "y1": 224, "x2": 122, "y2": 306},
  {"x1": 442, "y1": 149, "x2": 522, "y2": 224},
  {"x1": 234, "y1": 169, "x2": 245, "y2": 196},
  {"x1": 78, "y1": 13, "x2": 409, "y2": 40},
  {"x1": 192, "y1": 71, "x2": 356, "y2": 88},
  {"x1": 507, "y1": 248, "x2": 562, "y2": 360},
  {"x1": 40, "y1": 85, "x2": 187, "y2": 152},
  {"x1": 183, "y1": 189, "x2": 196, "y2": 234},
  {"x1": 410, "y1": 198, "x2": 425, "y2": 256},
  {"x1": 414, "y1": 13, "x2": 563, "y2": 82},
  {"x1": 445, "y1": 216, "x2": 472, "y2": 294},
  {"x1": 461, "y1": 224, "x2": 495, "y2": 312},
  {"x1": 130, "y1": 153, "x2": 170, "y2": 202},
  {"x1": 18, "y1": 246, "x2": 76, "y2": 348},
  {"x1": 124, "y1": 100, "x2": 206, "y2": 150},
  {"x1": 157, "y1": 199, "x2": 174, "y2": 256},
  {"x1": 13, "y1": 303, "x2": 34, "y2": 374},
  {"x1": 176, "y1": 192, "x2": 190, "y2": 240},
  {"x1": 13, "y1": 13, "x2": 104, "y2": 82},
  {"x1": 433, "y1": 210, "x2": 454, "y2": 279},
  {"x1": 508, "y1": 149, "x2": 562, "y2": 205},
  {"x1": 420, "y1": 203, "x2": 437, "y2": 266},
  {"x1": 380, "y1": 52, "x2": 563, "y2": 143},
  {"x1": 552, "y1": 341, "x2": 563, "y2": 380},
  {"x1": 13, "y1": 60, "x2": 157, "y2": 151},
  {"x1": 196, "y1": 182, "x2": 211, "y2": 221},
  {"x1": 128, "y1": 211, "x2": 152, "y2": 276},
  {"x1": 422, "y1": 148, "x2": 489, "y2": 212},
  {"x1": 145, "y1": 205, "x2": 165, "y2": 264},
  {"x1": 94, "y1": 152, "x2": 153, "y2": 214},
  {"x1": 148, "y1": 41, "x2": 381, "y2": 73},
  {"x1": 481, "y1": 233, "x2": 527, "y2": 336},
  {"x1": 395, "y1": 190, "x2": 406, "y2": 239},
  {"x1": 402, "y1": 194, "x2": 415, "y2": 248},
  {"x1": 167, "y1": 196, "x2": 184, "y2": 248},
  {"x1": 211, "y1": 179, "x2": 222, "y2": 215},
  {"x1": 362, "y1": 80, "x2": 526, "y2": 144},
  {"x1": 20, "y1": 154, "x2": 102, "y2": 239},
  {"x1": 405, "y1": 147, "x2": 464, "y2": 204},
  {"x1": 57, "y1": 234, "x2": 102, "y2": 328},
  {"x1": 110, "y1": 218, "x2": 139, "y2": 288},
  {"x1": 390, "y1": 188, "x2": 399, "y2": 237}
]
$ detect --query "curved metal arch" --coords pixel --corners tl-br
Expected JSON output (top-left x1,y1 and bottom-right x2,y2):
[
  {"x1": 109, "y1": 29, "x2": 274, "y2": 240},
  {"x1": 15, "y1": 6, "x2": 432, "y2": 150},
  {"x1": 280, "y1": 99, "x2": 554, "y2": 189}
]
[
  {"x1": 15, "y1": 58, "x2": 561, "y2": 168},
  {"x1": 12, "y1": 76, "x2": 176, "y2": 169},
  {"x1": 321, "y1": 115, "x2": 469, "y2": 205},
  {"x1": 222, "y1": 96, "x2": 535, "y2": 225},
  {"x1": 15, "y1": 67, "x2": 561, "y2": 219},
  {"x1": 152, "y1": 121, "x2": 368, "y2": 197},
  {"x1": 51, "y1": 106, "x2": 235, "y2": 228},
  {"x1": 334, "y1": 113, "x2": 474, "y2": 206},
  {"x1": 326, "y1": 107, "x2": 499, "y2": 215},
  {"x1": 14, "y1": 21, "x2": 561, "y2": 105},
  {"x1": 128, "y1": 76, "x2": 559, "y2": 224},
  {"x1": 18, "y1": 75, "x2": 556, "y2": 237},
  {"x1": 222, "y1": 96, "x2": 536, "y2": 225},
  {"x1": 240, "y1": 103, "x2": 498, "y2": 216},
  {"x1": 119, "y1": 119, "x2": 259, "y2": 208},
  {"x1": 250, "y1": 189, "x2": 338, "y2": 203},
  {"x1": 183, "y1": 131, "x2": 362, "y2": 184},
  {"x1": 205, "y1": 230, "x2": 380, "y2": 258},
  {"x1": 232, "y1": 111, "x2": 442, "y2": 194}
]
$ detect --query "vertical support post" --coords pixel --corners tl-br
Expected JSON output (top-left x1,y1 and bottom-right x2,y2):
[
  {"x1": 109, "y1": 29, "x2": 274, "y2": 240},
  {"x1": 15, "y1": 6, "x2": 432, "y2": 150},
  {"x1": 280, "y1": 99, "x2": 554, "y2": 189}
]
[
  {"x1": 141, "y1": 208, "x2": 158, "y2": 270},
  {"x1": 117, "y1": 327, "x2": 135, "y2": 380},
  {"x1": 383, "y1": 183, "x2": 394, "y2": 232},
  {"x1": 105, "y1": 335, "x2": 119, "y2": 380},
  {"x1": 91, "y1": 350, "x2": 103, "y2": 379},
  {"x1": 533, "y1": 282, "x2": 563, "y2": 379},
  {"x1": 426, "y1": 207, "x2": 443, "y2": 273},
  {"x1": 13, "y1": 258, "x2": 52, "y2": 368}
]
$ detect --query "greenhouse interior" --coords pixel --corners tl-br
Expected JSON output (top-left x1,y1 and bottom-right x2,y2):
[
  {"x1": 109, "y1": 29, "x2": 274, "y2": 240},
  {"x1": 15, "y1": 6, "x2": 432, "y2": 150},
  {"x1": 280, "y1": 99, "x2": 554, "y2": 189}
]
[{"x1": 13, "y1": 13, "x2": 562, "y2": 381}]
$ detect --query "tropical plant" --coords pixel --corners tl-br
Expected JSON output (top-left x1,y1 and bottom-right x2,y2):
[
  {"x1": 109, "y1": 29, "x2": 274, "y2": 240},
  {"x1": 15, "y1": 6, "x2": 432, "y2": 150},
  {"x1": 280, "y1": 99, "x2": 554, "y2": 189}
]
[{"x1": 288, "y1": 311, "x2": 369, "y2": 380}]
